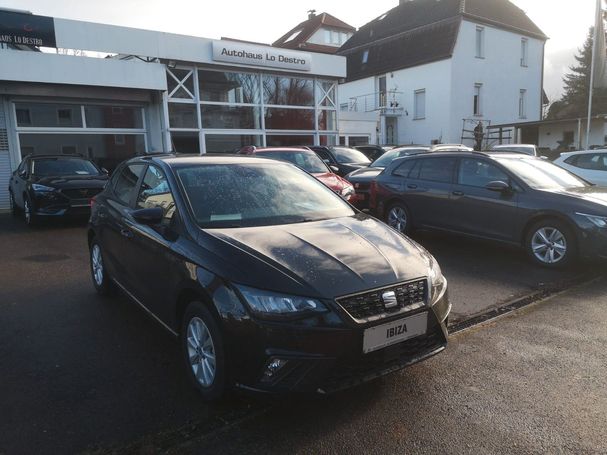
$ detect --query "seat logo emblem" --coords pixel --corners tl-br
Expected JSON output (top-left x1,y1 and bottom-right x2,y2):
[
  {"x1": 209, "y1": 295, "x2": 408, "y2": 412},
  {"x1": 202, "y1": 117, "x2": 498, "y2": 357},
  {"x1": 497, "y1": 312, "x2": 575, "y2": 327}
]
[{"x1": 382, "y1": 291, "x2": 398, "y2": 309}]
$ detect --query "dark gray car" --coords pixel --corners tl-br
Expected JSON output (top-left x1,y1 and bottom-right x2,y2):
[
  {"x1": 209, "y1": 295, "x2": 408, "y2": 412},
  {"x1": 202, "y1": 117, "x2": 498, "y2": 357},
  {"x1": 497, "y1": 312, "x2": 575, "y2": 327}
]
[{"x1": 372, "y1": 151, "x2": 607, "y2": 267}]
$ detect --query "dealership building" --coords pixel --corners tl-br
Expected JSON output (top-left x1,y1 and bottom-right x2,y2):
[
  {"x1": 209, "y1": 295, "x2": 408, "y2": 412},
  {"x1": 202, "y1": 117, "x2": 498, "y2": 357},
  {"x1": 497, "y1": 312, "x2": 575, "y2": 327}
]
[{"x1": 0, "y1": 9, "x2": 346, "y2": 211}]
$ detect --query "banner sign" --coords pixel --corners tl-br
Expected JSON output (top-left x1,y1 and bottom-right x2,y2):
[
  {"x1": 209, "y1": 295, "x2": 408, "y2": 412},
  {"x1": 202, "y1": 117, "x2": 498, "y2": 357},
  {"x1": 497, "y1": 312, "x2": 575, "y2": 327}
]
[
  {"x1": 212, "y1": 41, "x2": 311, "y2": 72},
  {"x1": 0, "y1": 10, "x2": 56, "y2": 48}
]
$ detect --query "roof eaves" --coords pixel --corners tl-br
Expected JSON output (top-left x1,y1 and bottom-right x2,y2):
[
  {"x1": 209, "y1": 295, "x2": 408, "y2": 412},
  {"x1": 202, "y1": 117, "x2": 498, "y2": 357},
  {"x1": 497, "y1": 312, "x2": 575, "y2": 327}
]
[{"x1": 461, "y1": 12, "x2": 548, "y2": 40}]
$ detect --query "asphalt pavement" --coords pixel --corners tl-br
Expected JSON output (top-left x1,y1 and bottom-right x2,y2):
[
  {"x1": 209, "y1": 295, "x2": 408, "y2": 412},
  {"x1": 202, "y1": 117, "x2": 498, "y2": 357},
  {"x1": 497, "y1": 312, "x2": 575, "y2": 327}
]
[{"x1": 0, "y1": 214, "x2": 601, "y2": 454}]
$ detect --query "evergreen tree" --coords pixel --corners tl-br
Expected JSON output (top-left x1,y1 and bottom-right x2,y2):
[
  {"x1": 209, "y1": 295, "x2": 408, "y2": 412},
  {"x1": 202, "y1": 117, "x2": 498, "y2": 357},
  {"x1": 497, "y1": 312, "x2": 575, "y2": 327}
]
[{"x1": 548, "y1": 27, "x2": 607, "y2": 119}]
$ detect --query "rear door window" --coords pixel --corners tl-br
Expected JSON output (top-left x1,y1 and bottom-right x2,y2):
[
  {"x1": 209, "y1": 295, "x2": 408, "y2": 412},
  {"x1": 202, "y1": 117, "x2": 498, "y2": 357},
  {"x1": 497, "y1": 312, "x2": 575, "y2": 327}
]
[
  {"x1": 113, "y1": 164, "x2": 145, "y2": 206},
  {"x1": 416, "y1": 158, "x2": 457, "y2": 183}
]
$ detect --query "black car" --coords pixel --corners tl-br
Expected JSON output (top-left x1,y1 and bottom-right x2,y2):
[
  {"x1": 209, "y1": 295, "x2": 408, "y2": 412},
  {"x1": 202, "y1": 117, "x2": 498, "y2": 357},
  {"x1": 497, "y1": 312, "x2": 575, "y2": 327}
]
[
  {"x1": 88, "y1": 154, "x2": 450, "y2": 400},
  {"x1": 9, "y1": 155, "x2": 108, "y2": 225},
  {"x1": 346, "y1": 146, "x2": 430, "y2": 210},
  {"x1": 372, "y1": 151, "x2": 607, "y2": 267},
  {"x1": 354, "y1": 145, "x2": 387, "y2": 162},
  {"x1": 308, "y1": 145, "x2": 371, "y2": 177}
]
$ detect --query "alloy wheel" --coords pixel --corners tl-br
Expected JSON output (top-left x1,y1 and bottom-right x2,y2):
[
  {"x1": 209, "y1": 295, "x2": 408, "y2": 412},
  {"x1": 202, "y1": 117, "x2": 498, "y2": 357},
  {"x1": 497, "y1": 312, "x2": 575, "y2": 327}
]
[
  {"x1": 187, "y1": 317, "x2": 217, "y2": 387},
  {"x1": 91, "y1": 244, "x2": 104, "y2": 287},
  {"x1": 24, "y1": 199, "x2": 31, "y2": 224},
  {"x1": 531, "y1": 227, "x2": 567, "y2": 265},
  {"x1": 388, "y1": 206, "x2": 408, "y2": 233}
]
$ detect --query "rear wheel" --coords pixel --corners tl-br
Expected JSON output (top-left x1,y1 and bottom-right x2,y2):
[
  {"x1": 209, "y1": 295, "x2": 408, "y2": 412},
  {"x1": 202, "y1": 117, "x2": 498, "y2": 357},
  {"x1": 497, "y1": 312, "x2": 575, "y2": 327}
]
[
  {"x1": 386, "y1": 202, "x2": 412, "y2": 235},
  {"x1": 90, "y1": 239, "x2": 113, "y2": 296},
  {"x1": 525, "y1": 219, "x2": 576, "y2": 268},
  {"x1": 181, "y1": 302, "x2": 226, "y2": 401}
]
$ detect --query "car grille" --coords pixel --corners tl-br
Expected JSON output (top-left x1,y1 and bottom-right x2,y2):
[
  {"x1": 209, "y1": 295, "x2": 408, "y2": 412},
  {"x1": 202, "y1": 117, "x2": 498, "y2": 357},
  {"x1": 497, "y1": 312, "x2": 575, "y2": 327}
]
[
  {"x1": 61, "y1": 188, "x2": 103, "y2": 199},
  {"x1": 336, "y1": 279, "x2": 427, "y2": 322}
]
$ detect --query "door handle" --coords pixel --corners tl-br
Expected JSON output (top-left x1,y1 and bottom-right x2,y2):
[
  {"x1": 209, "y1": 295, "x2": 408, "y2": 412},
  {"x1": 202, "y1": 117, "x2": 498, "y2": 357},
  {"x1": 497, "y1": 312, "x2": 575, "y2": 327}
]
[
  {"x1": 452, "y1": 191, "x2": 464, "y2": 196},
  {"x1": 407, "y1": 184, "x2": 418, "y2": 189},
  {"x1": 120, "y1": 228, "x2": 133, "y2": 239}
]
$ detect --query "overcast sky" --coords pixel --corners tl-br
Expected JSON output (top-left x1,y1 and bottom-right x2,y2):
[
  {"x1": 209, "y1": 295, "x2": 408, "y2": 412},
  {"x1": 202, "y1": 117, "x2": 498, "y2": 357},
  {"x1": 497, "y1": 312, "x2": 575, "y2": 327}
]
[{"x1": 0, "y1": 0, "x2": 597, "y2": 101}]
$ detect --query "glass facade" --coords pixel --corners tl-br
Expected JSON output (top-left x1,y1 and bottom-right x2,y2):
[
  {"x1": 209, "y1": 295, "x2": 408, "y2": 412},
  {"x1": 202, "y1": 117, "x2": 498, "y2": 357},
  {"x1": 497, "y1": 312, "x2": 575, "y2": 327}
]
[{"x1": 166, "y1": 67, "x2": 338, "y2": 153}]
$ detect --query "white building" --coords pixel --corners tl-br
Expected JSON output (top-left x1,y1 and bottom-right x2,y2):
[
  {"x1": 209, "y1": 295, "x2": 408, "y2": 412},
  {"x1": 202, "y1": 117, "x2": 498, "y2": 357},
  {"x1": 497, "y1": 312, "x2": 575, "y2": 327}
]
[
  {"x1": 0, "y1": 9, "x2": 346, "y2": 211},
  {"x1": 337, "y1": 0, "x2": 547, "y2": 148}
]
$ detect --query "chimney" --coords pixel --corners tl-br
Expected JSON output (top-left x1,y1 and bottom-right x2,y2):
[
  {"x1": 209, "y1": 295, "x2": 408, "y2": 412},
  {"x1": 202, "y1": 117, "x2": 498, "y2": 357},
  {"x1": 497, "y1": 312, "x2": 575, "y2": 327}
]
[{"x1": 308, "y1": 9, "x2": 317, "y2": 20}]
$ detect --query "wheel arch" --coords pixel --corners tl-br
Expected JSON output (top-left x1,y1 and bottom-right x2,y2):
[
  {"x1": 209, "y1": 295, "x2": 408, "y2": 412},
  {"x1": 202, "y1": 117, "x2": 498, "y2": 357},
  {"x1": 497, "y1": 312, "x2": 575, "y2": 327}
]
[
  {"x1": 520, "y1": 212, "x2": 579, "y2": 247},
  {"x1": 175, "y1": 286, "x2": 222, "y2": 335}
]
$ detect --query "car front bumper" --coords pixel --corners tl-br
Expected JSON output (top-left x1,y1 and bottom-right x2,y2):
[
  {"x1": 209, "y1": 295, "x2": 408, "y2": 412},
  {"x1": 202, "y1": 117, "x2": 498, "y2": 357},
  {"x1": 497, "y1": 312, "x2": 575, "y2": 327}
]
[
  {"x1": 577, "y1": 224, "x2": 607, "y2": 259},
  {"x1": 227, "y1": 291, "x2": 450, "y2": 394}
]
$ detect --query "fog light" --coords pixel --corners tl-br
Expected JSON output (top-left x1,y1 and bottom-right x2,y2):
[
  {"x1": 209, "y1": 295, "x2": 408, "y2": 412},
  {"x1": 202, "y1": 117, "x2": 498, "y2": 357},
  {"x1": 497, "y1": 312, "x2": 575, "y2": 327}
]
[{"x1": 261, "y1": 357, "x2": 288, "y2": 381}]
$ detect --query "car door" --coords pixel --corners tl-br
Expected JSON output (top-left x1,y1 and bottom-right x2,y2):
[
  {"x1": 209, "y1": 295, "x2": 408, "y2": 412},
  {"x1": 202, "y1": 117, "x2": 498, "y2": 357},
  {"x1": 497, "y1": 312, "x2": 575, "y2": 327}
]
[
  {"x1": 100, "y1": 163, "x2": 146, "y2": 290},
  {"x1": 402, "y1": 156, "x2": 457, "y2": 229},
  {"x1": 125, "y1": 165, "x2": 180, "y2": 323},
  {"x1": 10, "y1": 158, "x2": 29, "y2": 208},
  {"x1": 314, "y1": 148, "x2": 341, "y2": 174},
  {"x1": 449, "y1": 157, "x2": 519, "y2": 241}
]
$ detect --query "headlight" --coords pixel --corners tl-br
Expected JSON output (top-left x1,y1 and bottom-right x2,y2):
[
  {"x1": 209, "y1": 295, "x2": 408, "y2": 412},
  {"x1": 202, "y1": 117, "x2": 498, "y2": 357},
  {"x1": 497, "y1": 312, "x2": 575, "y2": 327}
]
[
  {"x1": 428, "y1": 256, "x2": 446, "y2": 305},
  {"x1": 577, "y1": 212, "x2": 607, "y2": 228},
  {"x1": 31, "y1": 184, "x2": 55, "y2": 192},
  {"x1": 340, "y1": 185, "x2": 355, "y2": 200},
  {"x1": 236, "y1": 285, "x2": 327, "y2": 317}
]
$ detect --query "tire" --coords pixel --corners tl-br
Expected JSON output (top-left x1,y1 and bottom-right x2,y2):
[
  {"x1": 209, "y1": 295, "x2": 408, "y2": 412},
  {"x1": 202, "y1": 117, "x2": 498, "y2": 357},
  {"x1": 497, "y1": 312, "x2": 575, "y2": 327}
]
[
  {"x1": 23, "y1": 195, "x2": 37, "y2": 226},
  {"x1": 181, "y1": 302, "x2": 226, "y2": 401},
  {"x1": 9, "y1": 191, "x2": 20, "y2": 217},
  {"x1": 385, "y1": 202, "x2": 412, "y2": 235},
  {"x1": 90, "y1": 239, "x2": 113, "y2": 296},
  {"x1": 525, "y1": 219, "x2": 577, "y2": 268}
]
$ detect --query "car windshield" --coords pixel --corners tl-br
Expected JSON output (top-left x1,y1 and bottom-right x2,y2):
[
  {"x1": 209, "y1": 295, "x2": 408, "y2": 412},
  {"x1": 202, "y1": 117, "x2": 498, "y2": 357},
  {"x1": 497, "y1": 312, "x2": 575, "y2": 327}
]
[
  {"x1": 176, "y1": 162, "x2": 354, "y2": 228},
  {"x1": 371, "y1": 148, "x2": 427, "y2": 168},
  {"x1": 330, "y1": 147, "x2": 371, "y2": 164},
  {"x1": 255, "y1": 150, "x2": 328, "y2": 174},
  {"x1": 496, "y1": 157, "x2": 589, "y2": 189},
  {"x1": 31, "y1": 158, "x2": 101, "y2": 177}
]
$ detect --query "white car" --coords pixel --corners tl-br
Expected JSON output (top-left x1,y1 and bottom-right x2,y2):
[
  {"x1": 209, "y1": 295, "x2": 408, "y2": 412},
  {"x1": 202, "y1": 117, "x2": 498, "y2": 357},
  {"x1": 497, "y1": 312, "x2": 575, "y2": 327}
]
[
  {"x1": 490, "y1": 144, "x2": 538, "y2": 156},
  {"x1": 554, "y1": 150, "x2": 607, "y2": 186}
]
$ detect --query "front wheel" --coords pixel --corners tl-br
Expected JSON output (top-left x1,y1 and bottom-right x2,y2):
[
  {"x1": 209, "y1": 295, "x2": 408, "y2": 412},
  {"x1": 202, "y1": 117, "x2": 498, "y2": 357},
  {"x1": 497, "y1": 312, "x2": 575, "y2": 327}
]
[
  {"x1": 525, "y1": 219, "x2": 576, "y2": 268},
  {"x1": 386, "y1": 202, "x2": 412, "y2": 235},
  {"x1": 90, "y1": 239, "x2": 113, "y2": 296},
  {"x1": 181, "y1": 302, "x2": 226, "y2": 401},
  {"x1": 23, "y1": 195, "x2": 37, "y2": 226}
]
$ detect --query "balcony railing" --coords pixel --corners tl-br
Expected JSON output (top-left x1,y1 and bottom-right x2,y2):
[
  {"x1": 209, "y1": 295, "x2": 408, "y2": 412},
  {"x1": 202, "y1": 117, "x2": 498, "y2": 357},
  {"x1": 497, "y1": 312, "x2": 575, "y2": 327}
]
[{"x1": 341, "y1": 90, "x2": 405, "y2": 115}]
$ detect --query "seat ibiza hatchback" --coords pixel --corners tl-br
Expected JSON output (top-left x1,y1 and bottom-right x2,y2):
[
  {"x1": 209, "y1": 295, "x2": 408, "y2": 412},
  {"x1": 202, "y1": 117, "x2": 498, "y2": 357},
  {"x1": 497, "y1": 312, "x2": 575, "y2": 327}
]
[{"x1": 88, "y1": 154, "x2": 449, "y2": 400}]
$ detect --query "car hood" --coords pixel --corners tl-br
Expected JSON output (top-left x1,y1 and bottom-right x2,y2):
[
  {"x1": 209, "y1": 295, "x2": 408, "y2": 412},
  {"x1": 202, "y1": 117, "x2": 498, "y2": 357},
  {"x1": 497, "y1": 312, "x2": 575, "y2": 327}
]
[
  {"x1": 32, "y1": 175, "x2": 108, "y2": 189},
  {"x1": 202, "y1": 214, "x2": 431, "y2": 299},
  {"x1": 346, "y1": 167, "x2": 383, "y2": 182},
  {"x1": 313, "y1": 172, "x2": 351, "y2": 191},
  {"x1": 545, "y1": 186, "x2": 607, "y2": 208}
]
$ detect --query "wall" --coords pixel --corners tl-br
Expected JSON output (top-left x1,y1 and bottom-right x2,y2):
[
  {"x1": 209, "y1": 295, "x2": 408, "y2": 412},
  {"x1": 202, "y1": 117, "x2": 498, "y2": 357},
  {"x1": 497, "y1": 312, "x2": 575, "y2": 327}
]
[
  {"x1": 450, "y1": 20, "x2": 544, "y2": 146},
  {"x1": 339, "y1": 111, "x2": 378, "y2": 144},
  {"x1": 537, "y1": 119, "x2": 606, "y2": 150}
]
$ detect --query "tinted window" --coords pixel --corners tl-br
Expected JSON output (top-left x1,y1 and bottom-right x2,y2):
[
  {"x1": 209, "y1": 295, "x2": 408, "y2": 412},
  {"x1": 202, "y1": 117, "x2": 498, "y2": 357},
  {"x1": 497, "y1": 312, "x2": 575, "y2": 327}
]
[
  {"x1": 567, "y1": 153, "x2": 607, "y2": 171},
  {"x1": 113, "y1": 164, "x2": 145, "y2": 205},
  {"x1": 372, "y1": 148, "x2": 427, "y2": 168},
  {"x1": 31, "y1": 158, "x2": 101, "y2": 177},
  {"x1": 497, "y1": 157, "x2": 587, "y2": 189},
  {"x1": 314, "y1": 149, "x2": 332, "y2": 162},
  {"x1": 331, "y1": 147, "x2": 371, "y2": 164},
  {"x1": 392, "y1": 159, "x2": 417, "y2": 177},
  {"x1": 415, "y1": 158, "x2": 456, "y2": 183},
  {"x1": 256, "y1": 151, "x2": 328, "y2": 174},
  {"x1": 137, "y1": 166, "x2": 176, "y2": 224},
  {"x1": 458, "y1": 158, "x2": 510, "y2": 187},
  {"x1": 176, "y1": 162, "x2": 354, "y2": 228}
]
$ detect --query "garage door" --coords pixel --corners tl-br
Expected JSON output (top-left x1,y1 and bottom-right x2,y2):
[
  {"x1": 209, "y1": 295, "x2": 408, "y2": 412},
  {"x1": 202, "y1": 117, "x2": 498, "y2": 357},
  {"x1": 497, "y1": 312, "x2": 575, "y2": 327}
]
[{"x1": 0, "y1": 107, "x2": 10, "y2": 211}]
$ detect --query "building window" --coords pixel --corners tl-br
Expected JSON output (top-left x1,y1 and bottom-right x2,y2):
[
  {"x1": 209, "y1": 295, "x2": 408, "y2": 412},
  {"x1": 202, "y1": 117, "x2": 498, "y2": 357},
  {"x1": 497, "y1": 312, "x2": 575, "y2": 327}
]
[
  {"x1": 476, "y1": 26, "x2": 485, "y2": 58},
  {"x1": 473, "y1": 84, "x2": 482, "y2": 116},
  {"x1": 15, "y1": 108, "x2": 31, "y2": 126},
  {"x1": 414, "y1": 89, "x2": 426, "y2": 120},
  {"x1": 57, "y1": 109, "x2": 74, "y2": 126},
  {"x1": 362, "y1": 49, "x2": 369, "y2": 64},
  {"x1": 519, "y1": 89, "x2": 527, "y2": 118},
  {"x1": 521, "y1": 38, "x2": 528, "y2": 67}
]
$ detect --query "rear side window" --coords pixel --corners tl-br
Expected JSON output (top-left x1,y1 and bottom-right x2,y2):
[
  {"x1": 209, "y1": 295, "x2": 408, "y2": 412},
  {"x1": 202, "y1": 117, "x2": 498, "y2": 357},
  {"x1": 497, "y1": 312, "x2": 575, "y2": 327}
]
[
  {"x1": 113, "y1": 164, "x2": 145, "y2": 205},
  {"x1": 392, "y1": 159, "x2": 417, "y2": 177},
  {"x1": 413, "y1": 158, "x2": 457, "y2": 183},
  {"x1": 566, "y1": 153, "x2": 607, "y2": 171}
]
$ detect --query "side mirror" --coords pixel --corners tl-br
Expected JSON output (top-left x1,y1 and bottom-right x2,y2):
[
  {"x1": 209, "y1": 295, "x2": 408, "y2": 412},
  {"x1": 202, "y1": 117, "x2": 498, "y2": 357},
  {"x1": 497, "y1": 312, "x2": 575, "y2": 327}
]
[
  {"x1": 101, "y1": 167, "x2": 109, "y2": 175},
  {"x1": 18, "y1": 170, "x2": 27, "y2": 178},
  {"x1": 330, "y1": 165, "x2": 340, "y2": 173},
  {"x1": 485, "y1": 180, "x2": 511, "y2": 193},
  {"x1": 132, "y1": 207, "x2": 164, "y2": 225}
]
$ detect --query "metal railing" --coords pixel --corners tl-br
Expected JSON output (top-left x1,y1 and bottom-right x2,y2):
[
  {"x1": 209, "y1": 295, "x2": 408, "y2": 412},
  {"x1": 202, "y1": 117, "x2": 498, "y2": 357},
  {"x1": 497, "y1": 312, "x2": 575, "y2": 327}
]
[{"x1": 342, "y1": 91, "x2": 405, "y2": 115}]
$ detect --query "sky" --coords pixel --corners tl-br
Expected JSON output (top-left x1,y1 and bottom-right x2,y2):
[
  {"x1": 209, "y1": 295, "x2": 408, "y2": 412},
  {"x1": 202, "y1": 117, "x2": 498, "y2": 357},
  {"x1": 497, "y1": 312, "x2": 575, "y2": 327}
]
[{"x1": 0, "y1": 0, "x2": 597, "y2": 102}]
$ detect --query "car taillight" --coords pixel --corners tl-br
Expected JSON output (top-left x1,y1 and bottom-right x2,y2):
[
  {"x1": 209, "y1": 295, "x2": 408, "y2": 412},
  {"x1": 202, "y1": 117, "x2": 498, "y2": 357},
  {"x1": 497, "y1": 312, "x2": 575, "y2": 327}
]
[{"x1": 370, "y1": 181, "x2": 378, "y2": 210}]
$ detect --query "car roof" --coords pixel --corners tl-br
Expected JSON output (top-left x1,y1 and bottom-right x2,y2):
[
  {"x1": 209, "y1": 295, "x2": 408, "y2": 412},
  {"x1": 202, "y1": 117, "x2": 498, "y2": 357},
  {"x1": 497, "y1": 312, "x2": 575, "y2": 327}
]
[
  {"x1": 492, "y1": 143, "x2": 535, "y2": 148},
  {"x1": 251, "y1": 147, "x2": 313, "y2": 154},
  {"x1": 140, "y1": 153, "x2": 291, "y2": 167},
  {"x1": 560, "y1": 149, "x2": 607, "y2": 156}
]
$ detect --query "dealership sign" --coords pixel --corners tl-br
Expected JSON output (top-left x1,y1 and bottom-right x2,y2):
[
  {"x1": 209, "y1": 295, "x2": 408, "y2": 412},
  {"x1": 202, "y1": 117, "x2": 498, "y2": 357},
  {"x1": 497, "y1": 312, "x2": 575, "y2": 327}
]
[
  {"x1": 212, "y1": 41, "x2": 311, "y2": 71},
  {"x1": 0, "y1": 10, "x2": 56, "y2": 48}
]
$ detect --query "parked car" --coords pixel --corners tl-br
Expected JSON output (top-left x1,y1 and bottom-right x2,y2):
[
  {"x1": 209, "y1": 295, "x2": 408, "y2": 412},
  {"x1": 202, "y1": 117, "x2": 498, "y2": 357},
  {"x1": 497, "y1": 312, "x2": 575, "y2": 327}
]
[
  {"x1": 371, "y1": 151, "x2": 607, "y2": 268},
  {"x1": 429, "y1": 144, "x2": 473, "y2": 152},
  {"x1": 354, "y1": 145, "x2": 387, "y2": 162},
  {"x1": 308, "y1": 146, "x2": 371, "y2": 176},
  {"x1": 9, "y1": 154, "x2": 108, "y2": 226},
  {"x1": 346, "y1": 146, "x2": 430, "y2": 209},
  {"x1": 237, "y1": 146, "x2": 355, "y2": 202},
  {"x1": 553, "y1": 150, "x2": 607, "y2": 186},
  {"x1": 88, "y1": 154, "x2": 450, "y2": 400},
  {"x1": 490, "y1": 144, "x2": 538, "y2": 156}
]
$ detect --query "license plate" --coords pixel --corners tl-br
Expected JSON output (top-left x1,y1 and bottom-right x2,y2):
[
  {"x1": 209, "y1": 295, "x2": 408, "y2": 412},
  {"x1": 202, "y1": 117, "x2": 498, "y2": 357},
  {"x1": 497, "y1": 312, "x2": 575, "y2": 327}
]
[
  {"x1": 362, "y1": 312, "x2": 427, "y2": 354},
  {"x1": 70, "y1": 198, "x2": 90, "y2": 207}
]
